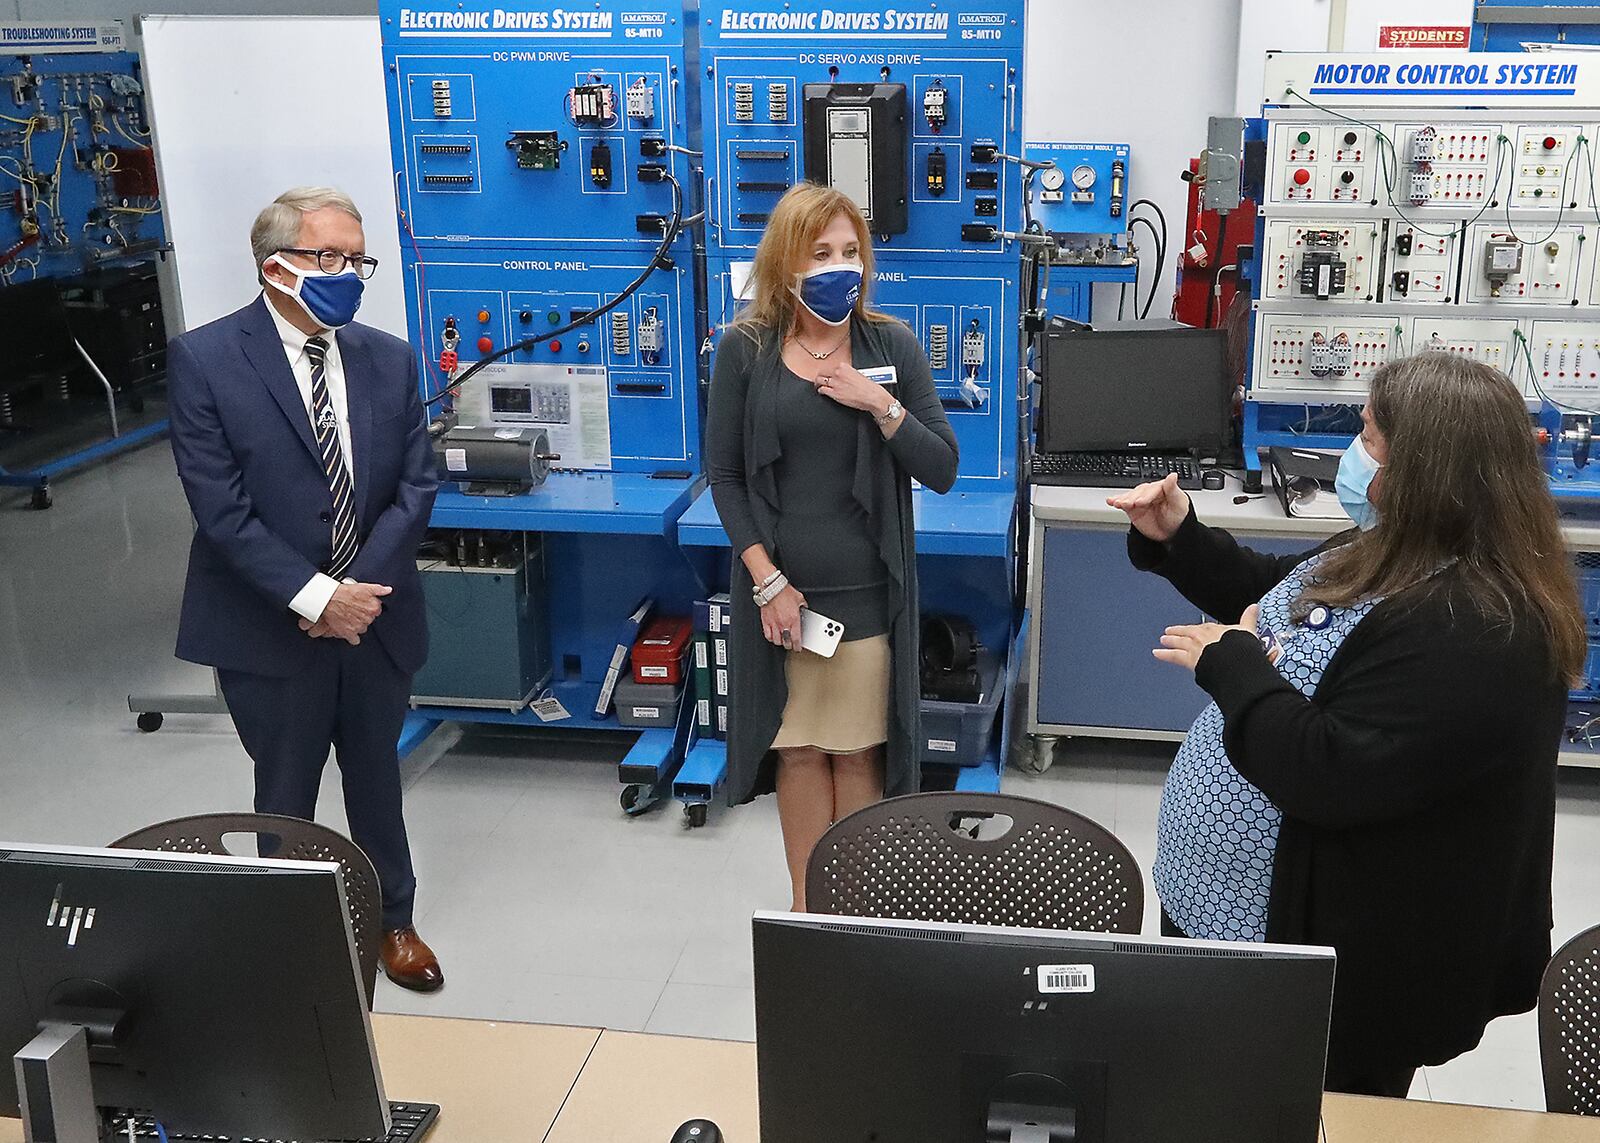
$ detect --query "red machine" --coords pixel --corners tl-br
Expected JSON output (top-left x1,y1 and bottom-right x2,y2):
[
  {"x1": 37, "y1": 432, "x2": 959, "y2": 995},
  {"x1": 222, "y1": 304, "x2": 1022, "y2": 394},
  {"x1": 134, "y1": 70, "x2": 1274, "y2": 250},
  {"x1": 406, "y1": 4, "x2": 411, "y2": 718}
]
[{"x1": 1172, "y1": 157, "x2": 1258, "y2": 330}]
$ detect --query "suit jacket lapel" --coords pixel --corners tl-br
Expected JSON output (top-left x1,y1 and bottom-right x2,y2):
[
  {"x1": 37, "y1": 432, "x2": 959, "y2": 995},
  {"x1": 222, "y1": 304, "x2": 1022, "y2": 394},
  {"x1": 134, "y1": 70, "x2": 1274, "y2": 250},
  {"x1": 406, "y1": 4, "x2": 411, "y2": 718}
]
[
  {"x1": 340, "y1": 327, "x2": 375, "y2": 528},
  {"x1": 239, "y1": 295, "x2": 321, "y2": 468}
]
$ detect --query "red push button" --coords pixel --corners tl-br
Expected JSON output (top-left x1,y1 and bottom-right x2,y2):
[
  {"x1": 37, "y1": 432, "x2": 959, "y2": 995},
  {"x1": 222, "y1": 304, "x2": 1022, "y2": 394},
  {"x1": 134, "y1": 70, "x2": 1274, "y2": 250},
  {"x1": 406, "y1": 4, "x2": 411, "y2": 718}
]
[
  {"x1": 549, "y1": 339, "x2": 563, "y2": 353},
  {"x1": 1293, "y1": 168, "x2": 1311, "y2": 186},
  {"x1": 477, "y1": 336, "x2": 493, "y2": 353},
  {"x1": 1544, "y1": 136, "x2": 1558, "y2": 151}
]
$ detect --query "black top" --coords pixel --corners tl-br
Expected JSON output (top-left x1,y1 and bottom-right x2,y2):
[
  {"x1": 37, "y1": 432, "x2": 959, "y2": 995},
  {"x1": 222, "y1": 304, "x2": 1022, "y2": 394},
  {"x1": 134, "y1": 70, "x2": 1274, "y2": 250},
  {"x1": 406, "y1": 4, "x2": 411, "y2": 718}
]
[
  {"x1": 770, "y1": 363, "x2": 888, "y2": 639},
  {"x1": 705, "y1": 316, "x2": 958, "y2": 804},
  {"x1": 1130, "y1": 507, "x2": 1561, "y2": 1074}
]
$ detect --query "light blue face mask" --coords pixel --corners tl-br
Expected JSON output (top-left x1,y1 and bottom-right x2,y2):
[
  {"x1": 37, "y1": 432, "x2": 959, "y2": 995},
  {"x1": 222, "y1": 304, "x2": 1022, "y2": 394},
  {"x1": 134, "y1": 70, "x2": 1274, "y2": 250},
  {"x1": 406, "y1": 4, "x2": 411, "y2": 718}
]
[{"x1": 1336, "y1": 433, "x2": 1382, "y2": 531}]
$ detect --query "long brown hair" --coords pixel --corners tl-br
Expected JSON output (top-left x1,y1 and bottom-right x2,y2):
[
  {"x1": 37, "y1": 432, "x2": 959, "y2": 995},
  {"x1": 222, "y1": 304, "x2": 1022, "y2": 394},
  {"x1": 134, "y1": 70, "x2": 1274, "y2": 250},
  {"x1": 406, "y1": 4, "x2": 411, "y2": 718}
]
[
  {"x1": 1301, "y1": 353, "x2": 1585, "y2": 683},
  {"x1": 732, "y1": 182, "x2": 891, "y2": 339}
]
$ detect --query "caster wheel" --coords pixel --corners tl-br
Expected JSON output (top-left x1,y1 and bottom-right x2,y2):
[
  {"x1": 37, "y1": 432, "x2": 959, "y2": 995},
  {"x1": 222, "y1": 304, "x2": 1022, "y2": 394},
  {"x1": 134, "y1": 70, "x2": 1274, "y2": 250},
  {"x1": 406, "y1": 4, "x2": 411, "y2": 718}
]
[
  {"x1": 30, "y1": 485, "x2": 52, "y2": 511},
  {"x1": 136, "y1": 712, "x2": 164, "y2": 733},
  {"x1": 682, "y1": 802, "x2": 708, "y2": 829},
  {"x1": 621, "y1": 785, "x2": 640, "y2": 812},
  {"x1": 1020, "y1": 734, "x2": 1058, "y2": 776}
]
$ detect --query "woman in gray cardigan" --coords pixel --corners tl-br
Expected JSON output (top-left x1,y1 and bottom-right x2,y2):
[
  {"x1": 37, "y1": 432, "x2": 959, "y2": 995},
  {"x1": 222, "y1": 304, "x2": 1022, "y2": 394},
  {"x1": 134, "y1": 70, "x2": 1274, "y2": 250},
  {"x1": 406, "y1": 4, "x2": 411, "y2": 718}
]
[{"x1": 706, "y1": 184, "x2": 958, "y2": 909}]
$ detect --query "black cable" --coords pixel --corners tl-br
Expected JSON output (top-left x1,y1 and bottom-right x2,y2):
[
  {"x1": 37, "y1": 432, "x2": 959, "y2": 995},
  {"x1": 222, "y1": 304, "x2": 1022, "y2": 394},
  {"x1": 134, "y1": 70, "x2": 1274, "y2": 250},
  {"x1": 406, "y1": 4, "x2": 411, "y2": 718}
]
[
  {"x1": 1129, "y1": 199, "x2": 1168, "y2": 319},
  {"x1": 1130, "y1": 216, "x2": 1163, "y2": 319},
  {"x1": 1204, "y1": 209, "x2": 1229, "y2": 329},
  {"x1": 424, "y1": 171, "x2": 684, "y2": 408}
]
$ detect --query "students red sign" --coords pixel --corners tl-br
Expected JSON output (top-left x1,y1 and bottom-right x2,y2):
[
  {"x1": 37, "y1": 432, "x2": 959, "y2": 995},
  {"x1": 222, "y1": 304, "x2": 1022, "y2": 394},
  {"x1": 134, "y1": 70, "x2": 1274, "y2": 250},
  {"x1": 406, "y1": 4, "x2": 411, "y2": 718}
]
[{"x1": 1378, "y1": 26, "x2": 1470, "y2": 49}]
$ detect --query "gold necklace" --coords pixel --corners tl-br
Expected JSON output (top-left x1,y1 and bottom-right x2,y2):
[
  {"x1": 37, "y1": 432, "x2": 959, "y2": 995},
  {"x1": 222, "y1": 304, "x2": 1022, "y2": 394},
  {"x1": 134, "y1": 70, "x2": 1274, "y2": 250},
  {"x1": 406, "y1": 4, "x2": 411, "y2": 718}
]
[{"x1": 792, "y1": 331, "x2": 848, "y2": 361}]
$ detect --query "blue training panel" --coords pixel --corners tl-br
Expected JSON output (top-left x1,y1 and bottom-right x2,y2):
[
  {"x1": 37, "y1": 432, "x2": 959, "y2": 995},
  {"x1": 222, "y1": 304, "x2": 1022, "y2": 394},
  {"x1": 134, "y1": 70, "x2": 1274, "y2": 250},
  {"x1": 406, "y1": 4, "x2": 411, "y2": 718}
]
[
  {"x1": 380, "y1": 0, "x2": 703, "y2": 475},
  {"x1": 0, "y1": 38, "x2": 165, "y2": 280},
  {"x1": 698, "y1": 0, "x2": 1027, "y2": 493}
]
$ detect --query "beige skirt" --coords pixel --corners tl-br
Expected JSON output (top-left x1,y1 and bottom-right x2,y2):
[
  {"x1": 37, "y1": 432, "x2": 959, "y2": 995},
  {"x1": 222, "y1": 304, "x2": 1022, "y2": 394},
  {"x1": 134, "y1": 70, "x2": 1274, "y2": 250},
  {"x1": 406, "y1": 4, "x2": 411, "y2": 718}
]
[{"x1": 771, "y1": 634, "x2": 890, "y2": 754}]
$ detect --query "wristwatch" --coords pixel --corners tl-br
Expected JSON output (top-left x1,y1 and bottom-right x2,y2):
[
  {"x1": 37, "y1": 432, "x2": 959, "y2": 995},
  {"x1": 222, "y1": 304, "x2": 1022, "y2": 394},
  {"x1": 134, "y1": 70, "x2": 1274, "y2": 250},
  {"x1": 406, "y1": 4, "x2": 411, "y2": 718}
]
[{"x1": 875, "y1": 399, "x2": 903, "y2": 427}]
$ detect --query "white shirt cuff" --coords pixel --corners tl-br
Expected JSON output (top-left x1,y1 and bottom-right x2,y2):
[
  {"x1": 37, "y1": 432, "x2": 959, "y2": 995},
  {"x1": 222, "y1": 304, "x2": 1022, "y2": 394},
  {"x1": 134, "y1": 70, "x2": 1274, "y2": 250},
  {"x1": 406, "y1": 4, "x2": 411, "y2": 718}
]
[{"x1": 289, "y1": 573, "x2": 340, "y2": 623}]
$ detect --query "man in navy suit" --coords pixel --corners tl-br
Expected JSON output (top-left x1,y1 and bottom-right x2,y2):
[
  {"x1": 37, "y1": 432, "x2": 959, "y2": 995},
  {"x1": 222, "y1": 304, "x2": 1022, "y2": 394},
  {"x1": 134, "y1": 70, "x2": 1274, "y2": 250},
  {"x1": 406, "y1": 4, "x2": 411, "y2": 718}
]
[{"x1": 167, "y1": 187, "x2": 443, "y2": 991}]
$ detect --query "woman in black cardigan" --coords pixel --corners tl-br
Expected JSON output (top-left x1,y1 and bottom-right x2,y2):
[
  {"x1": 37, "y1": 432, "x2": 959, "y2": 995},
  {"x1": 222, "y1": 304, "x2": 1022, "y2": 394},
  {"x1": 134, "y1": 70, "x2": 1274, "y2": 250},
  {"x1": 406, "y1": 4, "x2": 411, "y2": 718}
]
[{"x1": 1110, "y1": 353, "x2": 1585, "y2": 1097}]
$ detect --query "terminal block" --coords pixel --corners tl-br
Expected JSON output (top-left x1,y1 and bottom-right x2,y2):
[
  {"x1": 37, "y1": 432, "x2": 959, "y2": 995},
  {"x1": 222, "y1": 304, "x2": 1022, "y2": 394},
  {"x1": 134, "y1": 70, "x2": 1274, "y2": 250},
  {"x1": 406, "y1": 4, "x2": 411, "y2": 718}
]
[
  {"x1": 637, "y1": 308, "x2": 664, "y2": 365},
  {"x1": 625, "y1": 79, "x2": 655, "y2": 122},
  {"x1": 928, "y1": 323, "x2": 950, "y2": 371},
  {"x1": 431, "y1": 79, "x2": 452, "y2": 118},
  {"x1": 733, "y1": 82, "x2": 755, "y2": 123},
  {"x1": 1296, "y1": 231, "x2": 1348, "y2": 300},
  {"x1": 570, "y1": 82, "x2": 616, "y2": 126}
]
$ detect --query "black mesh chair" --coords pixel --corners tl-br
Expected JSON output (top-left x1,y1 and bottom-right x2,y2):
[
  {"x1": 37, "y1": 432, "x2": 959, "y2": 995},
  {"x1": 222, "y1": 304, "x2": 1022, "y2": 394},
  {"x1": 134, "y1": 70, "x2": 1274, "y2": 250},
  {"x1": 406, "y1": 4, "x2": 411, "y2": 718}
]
[
  {"x1": 1539, "y1": 922, "x2": 1600, "y2": 1116},
  {"x1": 109, "y1": 813, "x2": 383, "y2": 1007},
  {"x1": 805, "y1": 791, "x2": 1145, "y2": 934}
]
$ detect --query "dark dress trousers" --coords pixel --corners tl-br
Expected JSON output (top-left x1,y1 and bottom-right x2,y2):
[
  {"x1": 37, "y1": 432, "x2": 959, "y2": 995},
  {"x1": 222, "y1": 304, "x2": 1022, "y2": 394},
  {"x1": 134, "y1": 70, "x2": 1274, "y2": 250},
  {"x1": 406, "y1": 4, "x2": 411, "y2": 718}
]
[{"x1": 167, "y1": 295, "x2": 438, "y2": 928}]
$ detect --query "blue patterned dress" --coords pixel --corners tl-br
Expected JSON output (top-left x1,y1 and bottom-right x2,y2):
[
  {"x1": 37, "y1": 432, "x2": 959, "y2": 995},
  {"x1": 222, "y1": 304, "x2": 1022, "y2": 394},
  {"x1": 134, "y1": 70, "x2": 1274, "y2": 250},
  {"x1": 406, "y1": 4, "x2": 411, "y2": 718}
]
[{"x1": 1154, "y1": 554, "x2": 1385, "y2": 941}]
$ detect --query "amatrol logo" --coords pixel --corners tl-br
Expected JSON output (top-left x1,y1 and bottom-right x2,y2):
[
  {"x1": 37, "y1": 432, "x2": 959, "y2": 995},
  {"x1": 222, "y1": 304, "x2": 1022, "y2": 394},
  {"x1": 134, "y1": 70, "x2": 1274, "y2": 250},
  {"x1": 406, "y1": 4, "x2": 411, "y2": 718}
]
[
  {"x1": 957, "y1": 13, "x2": 1006, "y2": 25},
  {"x1": 621, "y1": 11, "x2": 667, "y2": 23},
  {"x1": 719, "y1": 9, "x2": 951, "y2": 32},
  {"x1": 1379, "y1": 25, "x2": 1469, "y2": 49}
]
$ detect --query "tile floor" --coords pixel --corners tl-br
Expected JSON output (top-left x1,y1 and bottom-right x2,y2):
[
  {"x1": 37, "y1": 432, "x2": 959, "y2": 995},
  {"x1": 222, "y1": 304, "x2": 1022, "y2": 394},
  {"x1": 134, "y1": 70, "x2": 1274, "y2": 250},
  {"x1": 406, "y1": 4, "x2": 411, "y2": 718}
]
[{"x1": 3, "y1": 443, "x2": 1598, "y2": 1112}]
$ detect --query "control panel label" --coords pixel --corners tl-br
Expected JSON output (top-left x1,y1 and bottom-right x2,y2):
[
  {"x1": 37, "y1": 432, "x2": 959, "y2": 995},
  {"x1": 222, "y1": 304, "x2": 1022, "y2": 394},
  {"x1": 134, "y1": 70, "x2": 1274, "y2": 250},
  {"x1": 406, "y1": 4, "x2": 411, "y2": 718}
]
[
  {"x1": 397, "y1": 7, "x2": 667, "y2": 35},
  {"x1": 1266, "y1": 52, "x2": 1598, "y2": 106},
  {"x1": 0, "y1": 21, "x2": 125, "y2": 52}
]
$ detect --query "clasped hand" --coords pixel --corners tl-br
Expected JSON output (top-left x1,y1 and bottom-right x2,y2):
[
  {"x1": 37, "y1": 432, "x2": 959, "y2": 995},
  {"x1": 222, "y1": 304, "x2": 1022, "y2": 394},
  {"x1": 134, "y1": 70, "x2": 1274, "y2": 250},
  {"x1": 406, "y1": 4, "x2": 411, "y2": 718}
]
[{"x1": 300, "y1": 581, "x2": 392, "y2": 645}]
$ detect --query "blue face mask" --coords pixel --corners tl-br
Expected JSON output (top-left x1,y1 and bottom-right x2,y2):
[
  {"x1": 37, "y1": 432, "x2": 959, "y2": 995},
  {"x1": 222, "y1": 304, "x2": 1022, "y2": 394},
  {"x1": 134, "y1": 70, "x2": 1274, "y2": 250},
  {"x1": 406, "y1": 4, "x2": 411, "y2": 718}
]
[
  {"x1": 793, "y1": 262, "x2": 863, "y2": 326},
  {"x1": 1336, "y1": 433, "x2": 1382, "y2": 531},
  {"x1": 267, "y1": 253, "x2": 365, "y2": 329}
]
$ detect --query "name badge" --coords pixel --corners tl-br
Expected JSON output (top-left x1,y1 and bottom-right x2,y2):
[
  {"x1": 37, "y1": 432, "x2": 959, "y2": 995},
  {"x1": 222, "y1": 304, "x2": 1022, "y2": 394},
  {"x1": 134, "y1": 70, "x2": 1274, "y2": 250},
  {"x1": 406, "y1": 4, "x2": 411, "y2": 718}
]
[{"x1": 860, "y1": 365, "x2": 898, "y2": 388}]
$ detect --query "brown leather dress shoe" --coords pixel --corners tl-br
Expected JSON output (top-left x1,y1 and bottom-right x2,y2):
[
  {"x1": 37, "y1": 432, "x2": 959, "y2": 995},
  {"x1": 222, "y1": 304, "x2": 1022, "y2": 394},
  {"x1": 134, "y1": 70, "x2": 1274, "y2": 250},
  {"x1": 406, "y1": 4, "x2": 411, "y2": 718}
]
[{"x1": 382, "y1": 926, "x2": 445, "y2": 992}]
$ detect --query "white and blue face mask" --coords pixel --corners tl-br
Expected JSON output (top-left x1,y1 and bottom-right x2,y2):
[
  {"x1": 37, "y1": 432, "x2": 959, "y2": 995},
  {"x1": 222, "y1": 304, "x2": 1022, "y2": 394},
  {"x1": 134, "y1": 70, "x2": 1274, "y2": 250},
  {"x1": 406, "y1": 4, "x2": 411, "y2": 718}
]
[
  {"x1": 266, "y1": 253, "x2": 365, "y2": 330},
  {"x1": 1336, "y1": 433, "x2": 1383, "y2": 531},
  {"x1": 792, "y1": 261, "x2": 863, "y2": 326}
]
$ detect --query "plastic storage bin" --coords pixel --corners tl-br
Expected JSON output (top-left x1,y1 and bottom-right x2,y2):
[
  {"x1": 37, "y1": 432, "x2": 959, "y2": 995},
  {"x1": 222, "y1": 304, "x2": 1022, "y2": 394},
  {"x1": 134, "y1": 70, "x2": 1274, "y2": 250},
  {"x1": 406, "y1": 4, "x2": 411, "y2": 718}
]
[{"x1": 918, "y1": 652, "x2": 1003, "y2": 767}]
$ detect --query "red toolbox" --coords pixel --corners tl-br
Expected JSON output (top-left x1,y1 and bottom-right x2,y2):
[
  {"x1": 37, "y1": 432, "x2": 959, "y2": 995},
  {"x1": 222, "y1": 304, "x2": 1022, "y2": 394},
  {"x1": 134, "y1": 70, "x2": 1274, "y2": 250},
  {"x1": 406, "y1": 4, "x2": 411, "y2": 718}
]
[{"x1": 631, "y1": 615, "x2": 692, "y2": 685}]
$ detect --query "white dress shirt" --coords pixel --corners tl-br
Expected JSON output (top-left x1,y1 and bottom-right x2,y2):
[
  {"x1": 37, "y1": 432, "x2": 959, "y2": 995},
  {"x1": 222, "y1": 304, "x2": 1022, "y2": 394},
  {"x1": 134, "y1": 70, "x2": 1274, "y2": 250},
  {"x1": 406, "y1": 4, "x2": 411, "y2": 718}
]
[{"x1": 263, "y1": 296, "x2": 355, "y2": 624}]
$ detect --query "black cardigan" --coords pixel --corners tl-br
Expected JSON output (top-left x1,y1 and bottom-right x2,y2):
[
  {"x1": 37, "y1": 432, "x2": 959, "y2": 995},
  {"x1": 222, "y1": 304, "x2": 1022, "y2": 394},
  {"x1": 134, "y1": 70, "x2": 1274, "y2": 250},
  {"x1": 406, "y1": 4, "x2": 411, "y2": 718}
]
[{"x1": 1130, "y1": 507, "x2": 1561, "y2": 1074}]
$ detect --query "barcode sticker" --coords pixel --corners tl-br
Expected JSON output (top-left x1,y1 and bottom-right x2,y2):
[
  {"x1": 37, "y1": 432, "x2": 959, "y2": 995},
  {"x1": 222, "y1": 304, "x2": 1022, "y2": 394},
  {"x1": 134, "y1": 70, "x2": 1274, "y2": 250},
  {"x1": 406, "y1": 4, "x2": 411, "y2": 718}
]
[
  {"x1": 697, "y1": 698, "x2": 711, "y2": 726},
  {"x1": 1037, "y1": 964, "x2": 1096, "y2": 994},
  {"x1": 928, "y1": 738, "x2": 958, "y2": 753},
  {"x1": 695, "y1": 642, "x2": 708, "y2": 669}
]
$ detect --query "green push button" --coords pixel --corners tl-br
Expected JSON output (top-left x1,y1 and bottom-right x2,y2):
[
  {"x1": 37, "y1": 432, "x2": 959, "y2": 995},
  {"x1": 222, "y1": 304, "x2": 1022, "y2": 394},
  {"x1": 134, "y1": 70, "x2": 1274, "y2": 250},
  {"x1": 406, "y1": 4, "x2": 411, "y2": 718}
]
[
  {"x1": 547, "y1": 310, "x2": 561, "y2": 324},
  {"x1": 1297, "y1": 130, "x2": 1311, "y2": 146}
]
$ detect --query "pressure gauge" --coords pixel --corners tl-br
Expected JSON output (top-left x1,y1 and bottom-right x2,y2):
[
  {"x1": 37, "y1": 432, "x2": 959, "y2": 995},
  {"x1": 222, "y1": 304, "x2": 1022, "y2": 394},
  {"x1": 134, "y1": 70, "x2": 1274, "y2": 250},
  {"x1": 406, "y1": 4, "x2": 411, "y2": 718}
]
[
  {"x1": 1038, "y1": 165, "x2": 1066, "y2": 193},
  {"x1": 1071, "y1": 164, "x2": 1097, "y2": 191}
]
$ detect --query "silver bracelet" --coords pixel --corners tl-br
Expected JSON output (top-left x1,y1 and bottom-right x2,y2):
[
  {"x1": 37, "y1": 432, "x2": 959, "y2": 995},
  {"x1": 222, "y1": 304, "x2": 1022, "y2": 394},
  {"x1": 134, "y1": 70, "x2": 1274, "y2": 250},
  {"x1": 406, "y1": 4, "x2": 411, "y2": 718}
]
[
  {"x1": 754, "y1": 573, "x2": 788, "y2": 607},
  {"x1": 756, "y1": 568, "x2": 783, "y2": 590}
]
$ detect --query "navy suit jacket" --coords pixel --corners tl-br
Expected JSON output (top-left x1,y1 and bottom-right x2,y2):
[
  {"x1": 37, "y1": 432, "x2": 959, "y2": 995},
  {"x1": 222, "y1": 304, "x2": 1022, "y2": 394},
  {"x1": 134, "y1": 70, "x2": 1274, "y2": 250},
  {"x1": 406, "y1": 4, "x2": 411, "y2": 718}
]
[{"x1": 168, "y1": 296, "x2": 438, "y2": 678}]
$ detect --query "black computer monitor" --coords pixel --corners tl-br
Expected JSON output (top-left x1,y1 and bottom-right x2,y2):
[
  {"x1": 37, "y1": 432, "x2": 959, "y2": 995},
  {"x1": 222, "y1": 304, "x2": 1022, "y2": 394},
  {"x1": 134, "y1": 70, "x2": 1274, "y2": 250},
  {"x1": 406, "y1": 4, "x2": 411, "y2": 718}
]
[
  {"x1": 1039, "y1": 326, "x2": 1230, "y2": 454},
  {"x1": 753, "y1": 912, "x2": 1336, "y2": 1143},
  {"x1": 0, "y1": 842, "x2": 388, "y2": 1142}
]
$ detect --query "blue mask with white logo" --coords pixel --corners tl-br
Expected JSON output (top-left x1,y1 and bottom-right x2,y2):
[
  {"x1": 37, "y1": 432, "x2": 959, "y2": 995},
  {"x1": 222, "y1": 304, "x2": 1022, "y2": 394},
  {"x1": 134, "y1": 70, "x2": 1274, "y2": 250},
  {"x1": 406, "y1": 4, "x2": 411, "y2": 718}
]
[
  {"x1": 267, "y1": 253, "x2": 365, "y2": 330},
  {"x1": 1335, "y1": 433, "x2": 1382, "y2": 531},
  {"x1": 793, "y1": 262, "x2": 863, "y2": 326}
]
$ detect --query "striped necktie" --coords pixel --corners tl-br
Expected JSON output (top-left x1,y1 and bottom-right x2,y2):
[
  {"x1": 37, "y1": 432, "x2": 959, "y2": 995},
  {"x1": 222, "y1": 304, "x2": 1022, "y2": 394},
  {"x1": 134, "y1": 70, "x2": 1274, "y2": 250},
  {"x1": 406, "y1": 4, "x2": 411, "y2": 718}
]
[{"x1": 304, "y1": 335, "x2": 358, "y2": 579}]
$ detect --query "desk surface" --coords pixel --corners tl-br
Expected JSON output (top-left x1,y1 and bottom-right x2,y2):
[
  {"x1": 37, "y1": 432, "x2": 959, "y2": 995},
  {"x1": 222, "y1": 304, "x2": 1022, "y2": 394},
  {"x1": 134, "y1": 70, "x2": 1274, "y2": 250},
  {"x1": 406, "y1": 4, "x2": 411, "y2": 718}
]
[
  {"x1": 1032, "y1": 483, "x2": 1600, "y2": 547},
  {"x1": 3, "y1": 1014, "x2": 1595, "y2": 1143}
]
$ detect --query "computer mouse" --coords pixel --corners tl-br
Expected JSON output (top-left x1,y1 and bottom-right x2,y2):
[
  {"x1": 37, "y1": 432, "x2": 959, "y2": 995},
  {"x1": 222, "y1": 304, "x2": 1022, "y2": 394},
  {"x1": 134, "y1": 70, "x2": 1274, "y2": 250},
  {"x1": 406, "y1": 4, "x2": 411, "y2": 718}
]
[
  {"x1": 1201, "y1": 470, "x2": 1226, "y2": 491},
  {"x1": 670, "y1": 1120, "x2": 723, "y2": 1143}
]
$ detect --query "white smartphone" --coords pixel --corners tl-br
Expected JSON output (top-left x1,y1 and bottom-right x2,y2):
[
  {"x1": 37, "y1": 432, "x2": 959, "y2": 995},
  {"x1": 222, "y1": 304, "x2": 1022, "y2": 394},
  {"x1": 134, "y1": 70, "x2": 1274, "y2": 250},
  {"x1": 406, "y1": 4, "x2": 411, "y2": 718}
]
[{"x1": 798, "y1": 607, "x2": 846, "y2": 658}]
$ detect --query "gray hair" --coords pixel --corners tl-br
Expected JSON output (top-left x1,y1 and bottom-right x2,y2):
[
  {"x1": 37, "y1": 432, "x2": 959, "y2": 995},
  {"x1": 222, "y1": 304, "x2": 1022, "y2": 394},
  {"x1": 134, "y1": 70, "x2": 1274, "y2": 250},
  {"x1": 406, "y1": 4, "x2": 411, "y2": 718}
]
[{"x1": 250, "y1": 186, "x2": 363, "y2": 284}]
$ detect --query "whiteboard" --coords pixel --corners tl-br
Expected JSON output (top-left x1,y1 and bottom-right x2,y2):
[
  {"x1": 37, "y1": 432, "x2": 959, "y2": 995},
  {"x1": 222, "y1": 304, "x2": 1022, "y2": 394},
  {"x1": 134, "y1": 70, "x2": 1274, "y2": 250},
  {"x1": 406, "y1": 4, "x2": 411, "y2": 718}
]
[{"x1": 140, "y1": 15, "x2": 407, "y2": 338}]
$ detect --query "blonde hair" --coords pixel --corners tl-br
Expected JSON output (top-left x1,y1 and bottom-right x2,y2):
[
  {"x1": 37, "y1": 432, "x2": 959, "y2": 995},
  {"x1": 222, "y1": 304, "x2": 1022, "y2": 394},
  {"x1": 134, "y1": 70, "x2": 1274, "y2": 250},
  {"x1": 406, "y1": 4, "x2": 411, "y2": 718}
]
[
  {"x1": 733, "y1": 182, "x2": 890, "y2": 339},
  {"x1": 250, "y1": 186, "x2": 363, "y2": 285}
]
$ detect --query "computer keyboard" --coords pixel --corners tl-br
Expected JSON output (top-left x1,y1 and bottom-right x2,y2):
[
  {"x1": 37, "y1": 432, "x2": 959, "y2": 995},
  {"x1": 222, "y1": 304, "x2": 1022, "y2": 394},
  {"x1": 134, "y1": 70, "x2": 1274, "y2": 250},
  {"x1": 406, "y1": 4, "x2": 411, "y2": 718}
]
[
  {"x1": 1030, "y1": 450, "x2": 1203, "y2": 489},
  {"x1": 109, "y1": 1101, "x2": 440, "y2": 1143}
]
